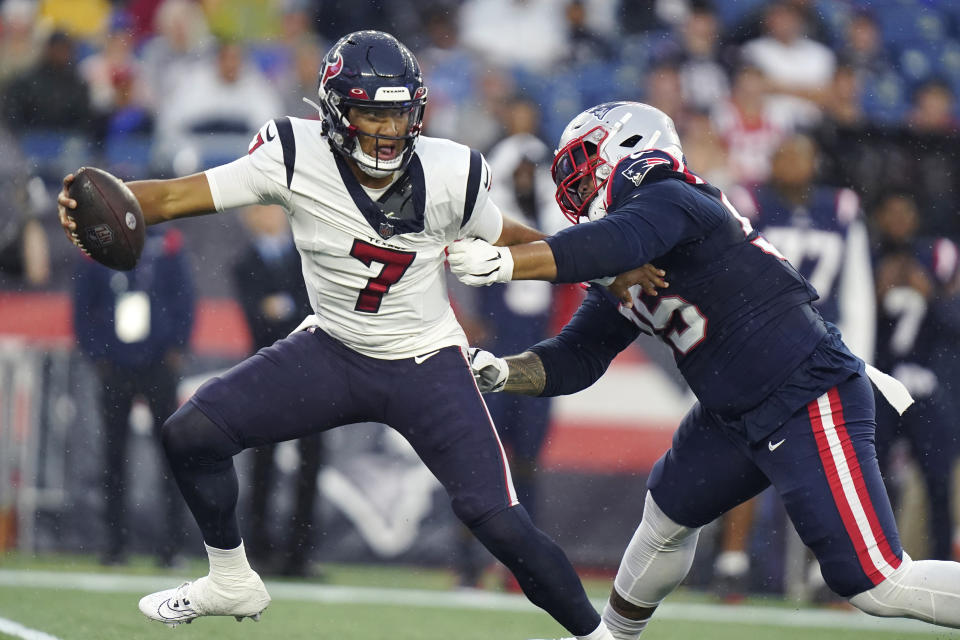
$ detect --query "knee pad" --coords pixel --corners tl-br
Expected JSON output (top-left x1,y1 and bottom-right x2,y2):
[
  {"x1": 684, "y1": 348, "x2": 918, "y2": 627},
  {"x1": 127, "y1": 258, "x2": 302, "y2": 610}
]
[
  {"x1": 161, "y1": 401, "x2": 240, "y2": 467},
  {"x1": 614, "y1": 492, "x2": 701, "y2": 608}
]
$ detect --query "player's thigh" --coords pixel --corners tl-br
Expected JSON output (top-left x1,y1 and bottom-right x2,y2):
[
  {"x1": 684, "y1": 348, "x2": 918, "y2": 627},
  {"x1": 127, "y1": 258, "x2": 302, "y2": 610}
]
[
  {"x1": 190, "y1": 329, "x2": 365, "y2": 449},
  {"x1": 390, "y1": 347, "x2": 516, "y2": 526},
  {"x1": 647, "y1": 402, "x2": 769, "y2": 528},
  {"x1": 759, "y1": 373, "x2": 903, "y2": 597},
  {"x1": 872, "y1": 384, "x2": 902, "y2": 468}
]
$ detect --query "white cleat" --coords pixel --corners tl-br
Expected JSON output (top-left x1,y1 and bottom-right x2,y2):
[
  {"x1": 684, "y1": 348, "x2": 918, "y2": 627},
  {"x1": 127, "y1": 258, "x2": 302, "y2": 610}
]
[{"x1": 138, "y1": 572, "x2": 271, "y2": 627}]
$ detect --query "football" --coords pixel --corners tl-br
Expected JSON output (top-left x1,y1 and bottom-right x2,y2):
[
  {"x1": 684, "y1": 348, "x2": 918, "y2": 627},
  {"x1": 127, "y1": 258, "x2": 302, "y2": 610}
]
[{"x1": 67, "y1": 166, "x2": 145, "y2": 271}]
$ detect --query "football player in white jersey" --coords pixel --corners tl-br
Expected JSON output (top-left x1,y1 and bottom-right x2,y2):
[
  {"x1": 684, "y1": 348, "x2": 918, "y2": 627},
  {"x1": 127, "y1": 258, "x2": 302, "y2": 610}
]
[{"x1": 58, "y1": 30, "x2": 662, "y2": 640}]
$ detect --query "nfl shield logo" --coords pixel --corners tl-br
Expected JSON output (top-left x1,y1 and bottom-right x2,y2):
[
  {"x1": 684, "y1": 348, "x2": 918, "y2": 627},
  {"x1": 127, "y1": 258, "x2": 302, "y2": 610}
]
[
  {"x1": 379, "y1": 222, "x2": 395, "y2": 239},
  {"x1": 85, "y1": 223, "x2": 115, "y2": 249}
]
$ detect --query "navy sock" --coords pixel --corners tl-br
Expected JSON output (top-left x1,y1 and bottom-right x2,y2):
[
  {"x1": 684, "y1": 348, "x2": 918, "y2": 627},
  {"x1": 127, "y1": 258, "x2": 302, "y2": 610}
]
[
  {"x1": 470, "y1": 505, "x2": 599, "y2": 636},
  {"x1": 161, "y1": 402, "x2": 243, "y2": 550}
]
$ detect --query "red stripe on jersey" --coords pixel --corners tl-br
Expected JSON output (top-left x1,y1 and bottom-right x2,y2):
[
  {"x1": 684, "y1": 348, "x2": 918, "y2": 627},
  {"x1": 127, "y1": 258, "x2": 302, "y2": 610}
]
[
  {"x1": 807, "y1": 392, "x2": 885, "y2": 585},
  {"x1": 827, "y1": 388, "x2": 902, "y2": 571}
]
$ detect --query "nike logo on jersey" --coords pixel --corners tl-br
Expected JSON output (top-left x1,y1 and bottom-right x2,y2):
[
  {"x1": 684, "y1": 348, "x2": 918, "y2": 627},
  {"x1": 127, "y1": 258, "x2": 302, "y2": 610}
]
[
  {"x1": 265, "y1": 123, "x2": 276, "y2": 141},
  {"x1": 413, "y1": 350, "x2": 440, "y2": 364},
  {"x1": 768, "y1": 438, "x2": 786, "y2": 452}
]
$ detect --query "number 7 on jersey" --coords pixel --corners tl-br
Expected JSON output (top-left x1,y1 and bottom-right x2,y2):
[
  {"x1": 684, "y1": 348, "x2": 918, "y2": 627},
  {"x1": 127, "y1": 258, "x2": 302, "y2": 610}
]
[{"x1": 350, "y1": 239, "x2": 416, "y2": 313}]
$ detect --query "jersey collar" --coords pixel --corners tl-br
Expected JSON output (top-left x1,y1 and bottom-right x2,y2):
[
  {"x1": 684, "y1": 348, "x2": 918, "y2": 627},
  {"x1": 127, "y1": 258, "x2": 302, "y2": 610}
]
[{"x1": 334, "y1": 153, "x2": 426, "y2": 240}]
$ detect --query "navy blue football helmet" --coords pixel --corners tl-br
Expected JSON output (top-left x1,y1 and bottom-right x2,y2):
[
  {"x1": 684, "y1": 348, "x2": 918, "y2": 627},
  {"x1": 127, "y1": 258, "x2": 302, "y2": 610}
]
[{"x1": 316, "y1": 30, "x2": 428, "y2": 177}]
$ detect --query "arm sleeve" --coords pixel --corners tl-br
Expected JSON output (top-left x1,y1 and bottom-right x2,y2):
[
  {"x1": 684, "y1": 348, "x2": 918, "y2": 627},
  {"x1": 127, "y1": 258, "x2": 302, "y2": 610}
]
[
  {"x1": 528, "y1": 287, "x2": 641, "y2": 396},
  {"x1": 545, "y1": 186, "x2": 706, "y2": 283},
  {"x1": 836, "y1": 219, "x2": 875, "y2": 363},
  {"x1": 458, "y1": 150, "x2": 503, "y2": 242},
  {"x1": 204, "y1": 120, "x2": 293, "y2": 211}
]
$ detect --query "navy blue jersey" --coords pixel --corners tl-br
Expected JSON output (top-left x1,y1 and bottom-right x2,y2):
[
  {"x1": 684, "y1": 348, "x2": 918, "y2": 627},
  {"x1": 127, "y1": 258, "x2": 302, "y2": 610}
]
[
  {"x1": 537, "y1": 153, "x2": 862, "y2": 440},
  {"x1": 744, "y1": 185, "x2": 857, "y2": 322},
  {"x1": 874, "y1": 237, "x2": 960, "y2": 398},
  {"x1": 735, "y1": 183, "x2": 875, "y2": 361}
]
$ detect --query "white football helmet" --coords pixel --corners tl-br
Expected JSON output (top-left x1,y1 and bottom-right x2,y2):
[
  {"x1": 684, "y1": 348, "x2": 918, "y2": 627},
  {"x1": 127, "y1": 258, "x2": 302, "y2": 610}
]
[{"x1": 550, "y1": 101, "x2": 683, "y2": 223}]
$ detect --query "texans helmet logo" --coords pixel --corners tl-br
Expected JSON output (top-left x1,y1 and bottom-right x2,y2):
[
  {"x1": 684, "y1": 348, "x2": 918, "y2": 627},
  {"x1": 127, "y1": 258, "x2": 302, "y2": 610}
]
[{"x1": 321, "y1": 53, "x2": 344, "y2": 87}]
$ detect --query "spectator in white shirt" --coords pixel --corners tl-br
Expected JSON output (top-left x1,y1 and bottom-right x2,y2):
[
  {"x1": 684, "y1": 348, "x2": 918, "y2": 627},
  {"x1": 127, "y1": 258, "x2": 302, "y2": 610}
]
[
  {"x1": 741, "y1": 1, "x2": 835, "y2": 129},
  {"x1": 154, "y1": 40, "x2": 282, "y2": 175}
]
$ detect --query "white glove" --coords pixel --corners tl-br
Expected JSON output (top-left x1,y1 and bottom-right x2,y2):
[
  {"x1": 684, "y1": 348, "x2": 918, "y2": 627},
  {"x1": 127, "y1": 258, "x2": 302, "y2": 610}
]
[
  {"x1": 447, "y1": 238, "x2": 514, "y2": 286},
  {"x1": 468, "y1": 347, "x2": 508, "y2": 392}
]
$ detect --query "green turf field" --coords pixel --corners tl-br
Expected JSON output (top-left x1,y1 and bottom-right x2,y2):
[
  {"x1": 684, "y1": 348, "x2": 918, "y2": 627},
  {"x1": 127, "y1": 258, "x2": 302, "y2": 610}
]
[{"x1": 1, "y1": 553, "x2": 958, "y2": 640}]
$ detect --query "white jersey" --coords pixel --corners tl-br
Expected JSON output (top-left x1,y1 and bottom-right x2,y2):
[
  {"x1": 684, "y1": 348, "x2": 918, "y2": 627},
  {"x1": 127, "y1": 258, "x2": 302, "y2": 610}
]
[{"x1": 205, "y1": 117, "x2": 503, "y2": 359}]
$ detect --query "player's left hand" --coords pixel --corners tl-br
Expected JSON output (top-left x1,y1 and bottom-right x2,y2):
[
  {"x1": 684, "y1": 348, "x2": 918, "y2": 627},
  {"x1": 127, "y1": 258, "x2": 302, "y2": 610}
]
[
  {"x1": 447, "y1": 238, "x2": 514, "y2": 286},
  {"x1": 607, "y1": 264, "x2": 668, "y2": 308},
  {"x1": 467, "y1": 347, "x2": 508, "y2": 392}
]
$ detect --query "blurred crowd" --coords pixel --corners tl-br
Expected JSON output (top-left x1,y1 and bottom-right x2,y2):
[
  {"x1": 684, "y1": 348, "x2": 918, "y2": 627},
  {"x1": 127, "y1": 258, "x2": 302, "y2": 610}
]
[
  {"x1": 1, "y1": 0, "x2": 960, "y2": 292},
  {"x1": 1, "y1": 0, "x2": 960, "y2": 589}
]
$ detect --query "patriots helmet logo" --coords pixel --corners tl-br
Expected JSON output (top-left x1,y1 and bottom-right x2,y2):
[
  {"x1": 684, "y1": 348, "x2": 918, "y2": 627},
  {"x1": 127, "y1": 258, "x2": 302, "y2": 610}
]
[
  {"x1": 620, "y1": 150, "x2": 675, "y2": 186},
  {"x1": 586, "y1": 101, "x2": 632, "y2": 120}
]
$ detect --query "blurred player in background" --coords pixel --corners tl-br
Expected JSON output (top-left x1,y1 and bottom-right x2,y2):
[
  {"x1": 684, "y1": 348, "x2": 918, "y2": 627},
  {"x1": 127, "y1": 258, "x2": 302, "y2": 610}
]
[
  {"x1": 73, "y1": 226, "x2": 194, "y2": 567},
  {"x1": 870, "y1": 192, "x2": 960, "y2": 562},
  {"x1": 232, "y1": 204, "x2": 322, "y2": 577},
  {"x1": 451, "y1": 101, "x2": 960, "y2": 639},
  {"x1": 59, "y1": 30, "x2": 659, "y2": 640}
]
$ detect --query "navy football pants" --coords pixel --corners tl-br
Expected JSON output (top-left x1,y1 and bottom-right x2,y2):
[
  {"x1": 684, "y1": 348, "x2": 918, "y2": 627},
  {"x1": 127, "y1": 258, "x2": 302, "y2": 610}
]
[
  {"x1": 177, "y1": 327, "x2": 600, "y2": 634},
  {"x1": 191, "y1": 327, "x2": 518, "y2": 526},
  {"x1": 648, "y1": 372, "x2": 904, "y2": 597}
]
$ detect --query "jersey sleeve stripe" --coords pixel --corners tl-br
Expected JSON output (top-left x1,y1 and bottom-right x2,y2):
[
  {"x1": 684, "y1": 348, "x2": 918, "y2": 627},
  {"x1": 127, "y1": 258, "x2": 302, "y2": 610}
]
[
  {"x1": 461, "y1": 149, "x2": 482, "y2": 229},
  {"x1": 276, "y1": 116, "x2": 297, "y2": 189}
]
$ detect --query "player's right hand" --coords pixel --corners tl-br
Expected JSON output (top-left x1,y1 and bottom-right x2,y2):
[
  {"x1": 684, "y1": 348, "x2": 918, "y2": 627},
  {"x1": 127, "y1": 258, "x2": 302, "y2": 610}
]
[
  {"x1": 468, "y1": 347, "x2": 508, "y2": 393},
  {"x1": 607, "y1": 264, "x2": 669, "y2": 308},
  {"x1": 57, "y1": 173, "x2": 81, "y2": 248}
]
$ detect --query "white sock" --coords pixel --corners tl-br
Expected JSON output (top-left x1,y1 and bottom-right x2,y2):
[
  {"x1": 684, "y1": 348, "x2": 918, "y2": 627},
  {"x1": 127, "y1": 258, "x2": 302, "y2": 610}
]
[
  {"x1": 602, "y1": 602, "x2": 650, "y2": 640},
  {"x1": 205, "y1": 540, "x2": 254, "y2": 582},
  {"x1": 576, "y1": 620, "x2": 614, "y2": 640}
]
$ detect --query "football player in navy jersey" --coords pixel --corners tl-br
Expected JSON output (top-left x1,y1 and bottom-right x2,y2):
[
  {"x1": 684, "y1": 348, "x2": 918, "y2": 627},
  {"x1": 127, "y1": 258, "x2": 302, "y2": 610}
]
[
  {"x1": 871, "y1": 192, "x2": 960, "y2": 561},
  {"x1": 450, "y1": 101, "x2": 960, "y2": 639},
  {"x1": 58, "y1": 32, "x2": 661, "y2": 640},
  {"x1": 713, "y1": 134, "x2": 876, "y2": 599}
]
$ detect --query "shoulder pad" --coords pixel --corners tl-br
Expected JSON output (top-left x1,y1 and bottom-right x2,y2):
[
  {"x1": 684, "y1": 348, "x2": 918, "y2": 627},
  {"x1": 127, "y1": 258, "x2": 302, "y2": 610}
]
[{"x1": 606, "y1": 150, "x2": 702, "y2": 210}]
